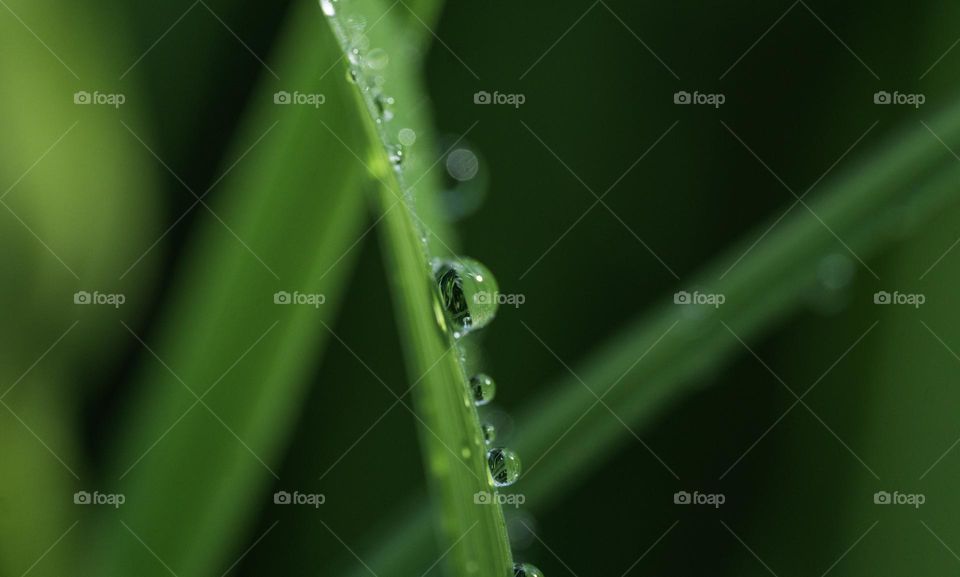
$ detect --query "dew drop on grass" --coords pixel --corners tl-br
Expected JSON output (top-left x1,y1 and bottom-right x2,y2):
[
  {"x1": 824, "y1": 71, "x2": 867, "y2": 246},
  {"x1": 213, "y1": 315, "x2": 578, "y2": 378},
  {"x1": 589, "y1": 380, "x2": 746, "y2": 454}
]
[
  {"x1": 374, "y1": 92, "x2": 395, "y2": 123},
  {"x1": 387, "y1": 143, "x2": 404, "y2": 166},
  {"x1": 487, "y1": 447, "x2": 520, "y2": 487},
  {"x1": 470, "y1": 373, "x2": 496, "y2": 405},
  {"x1": 320, "y1": 0, "x2": 337, "y2": 16},
  {"x1": 366, "y1": 47, "x2": 389, "y2": 70},
  {"x1": 512, "y1": 563, "x2": 544, "y2": 577},
  {"x1": 481, "y1": 422, "x2": 496, "y2": 444},
  {"x1": 434, "y1": 258, "x2": 499, "y2": 338}
]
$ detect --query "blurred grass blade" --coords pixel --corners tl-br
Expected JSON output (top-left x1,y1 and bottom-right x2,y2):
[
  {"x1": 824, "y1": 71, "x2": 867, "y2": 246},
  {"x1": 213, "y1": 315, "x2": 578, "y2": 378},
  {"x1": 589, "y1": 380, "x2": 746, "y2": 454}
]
[
  {"x1": 91, "y1": 3, "x2": 372, "y2": 576},
  {"x1": 321, "y1": 0, "x2": 515, "y2": 575},
  {"x1": 350, "y1": 99, "x2": 960, "y2": 574}
]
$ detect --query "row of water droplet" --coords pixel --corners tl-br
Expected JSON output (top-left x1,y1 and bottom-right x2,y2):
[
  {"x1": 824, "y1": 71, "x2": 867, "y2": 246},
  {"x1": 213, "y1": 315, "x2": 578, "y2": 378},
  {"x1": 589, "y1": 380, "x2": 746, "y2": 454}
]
[{"x1": 320, "y1": 2, "x2": 541, "y2": 575}]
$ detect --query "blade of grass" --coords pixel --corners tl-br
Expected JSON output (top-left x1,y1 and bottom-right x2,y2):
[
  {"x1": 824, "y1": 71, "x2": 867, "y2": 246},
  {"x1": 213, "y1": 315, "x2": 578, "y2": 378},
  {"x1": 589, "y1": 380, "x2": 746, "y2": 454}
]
[
  {"x1": 349, "y1": 101, "x2": 960, "y2": 574},
  {"x1": 321, "y1": 0, "x2": 515, "y2": 575},
  {"x1": 89, "y1": 4, "x2": 373, "y2": 576}
]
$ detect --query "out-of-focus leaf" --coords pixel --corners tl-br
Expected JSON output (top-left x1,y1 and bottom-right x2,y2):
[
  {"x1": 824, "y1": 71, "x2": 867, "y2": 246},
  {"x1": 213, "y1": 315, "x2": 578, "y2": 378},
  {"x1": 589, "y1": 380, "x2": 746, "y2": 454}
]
[{"x1": 89, "y1": 3, "x2": 372, "y2": 577}]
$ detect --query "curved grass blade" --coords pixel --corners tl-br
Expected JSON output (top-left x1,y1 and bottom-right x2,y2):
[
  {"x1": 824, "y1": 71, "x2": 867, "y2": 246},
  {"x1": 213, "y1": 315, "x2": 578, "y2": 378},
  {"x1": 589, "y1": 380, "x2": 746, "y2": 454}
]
[
  {"x1": 89, "y1": 4, "x2": 372, "y2": 576},
  {"x1": 320, "y1": 0, "x2": 516, "y2": 575}
]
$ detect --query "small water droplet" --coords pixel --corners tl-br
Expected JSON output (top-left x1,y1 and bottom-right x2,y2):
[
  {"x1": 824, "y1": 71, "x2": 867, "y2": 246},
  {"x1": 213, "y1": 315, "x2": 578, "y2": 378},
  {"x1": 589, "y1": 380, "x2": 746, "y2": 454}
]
[
  {"x1": 398, "y1": 127, "x2": 417, "y2": 146},
  {"x1": 481, "y1": 422, "x2": 496, "y2": 444},
  {"x1": 387, "y1": 143, "x2": 404, "y2": 166},
  {"x1": 366, "y1": 47, "x2": 389, "y2": 70},
  {"x1": 470, "y1": 373, "x2": 496, "y2": 406},
  {"x1": 434, "y1": 258, "x2": 499, "y2": 337},
  {"x1": 461, "y1": 446, "x2": 472, "y2": 459},
  {"x1": 512, "y1": 563, "x2": 544, "y2": 577},
  {"x1": 320, "y1": 0, "x2": 337, "y2": 16},
  {"x1": 447, "y1": 148, "x2": 480, "y2": 181},
  {"x1": 346, "y1": 67, "x2": 359, "y2": 84},
  {"x1": 374, "y1": 93, "x2": 395, "y2": 123},
  {"x1": 487, "y1": 447, "x2": 521, "y2": 487}
]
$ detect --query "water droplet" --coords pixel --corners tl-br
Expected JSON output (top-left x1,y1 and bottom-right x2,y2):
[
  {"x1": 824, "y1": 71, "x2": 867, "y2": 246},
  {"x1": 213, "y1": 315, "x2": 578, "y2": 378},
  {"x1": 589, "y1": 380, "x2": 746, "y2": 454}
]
[
  {"x1": 512, "y1": 563, "x2": 544, "y2": 577},
  {"x1": 434, "y1": 258, "x2": 499, "y2": 337},
  {"x1": 373, "y1": 92, "x2": 395, "y2": 123},
  {"x1": 398, "y1": 127, "x2": 417, "y2": 146},
  {"x1": 366, "y1": 47, "x2": 389, "y2": 70},
  {"x1": 481, "y1": 422, "x2": 496, "y2": 444},
  {"x1": 447, "y1": 148, "x2": 480, "y2": 181},
  {"x1": 387, "y1": 143, "x2": 404, "y2": 166},
  {"x1": 470, "y1": 373, "x2": 496, "y2": 405},
  {"x1": 487, "y1": 447, "x2": 521, "y2": 487},
  {"x1": 461, "y1": 446, "x2": 472, "y2": 459},
  {"x1": 346, "y1": 67, "x2": 359, "y2": 84},
  {"x1": 320, "y1": 0, "x2": 337, "y2": 16}
]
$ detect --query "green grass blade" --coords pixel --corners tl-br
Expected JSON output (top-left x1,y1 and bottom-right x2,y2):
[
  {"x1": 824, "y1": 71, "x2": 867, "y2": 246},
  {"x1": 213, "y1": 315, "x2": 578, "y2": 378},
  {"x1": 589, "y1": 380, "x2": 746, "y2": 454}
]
[
  {"x1": 350, "y1": 99, "x2": 960, "y2": 574},
  {"x1": 90, "y1": 4, "x2": 372, "y2": 576},
  {"x1": 320, "y1": 0, "x2": 515, "y2": 575}
]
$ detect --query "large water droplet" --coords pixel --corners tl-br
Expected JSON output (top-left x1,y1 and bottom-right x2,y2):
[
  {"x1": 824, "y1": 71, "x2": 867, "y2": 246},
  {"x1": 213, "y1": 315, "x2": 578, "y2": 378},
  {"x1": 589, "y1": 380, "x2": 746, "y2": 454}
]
[
  {"x1": 512, "y1": 563, "x2": 544, "y2": 577},
  {"x1": 434, "y1": 258, "x2": 499, "y2": 337},
  {"x1": 487, "y1": 447, "x2": 521, "y2": 487},
  {"x1": 320, "y1": 0, "x2": 337, "y2": 16},
  {"x1": 481, "y1": 422, "x2": 496, "y2": 444},
  {"x1": 470, "y1": 373, "x2": 496, "y2": 405}
]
